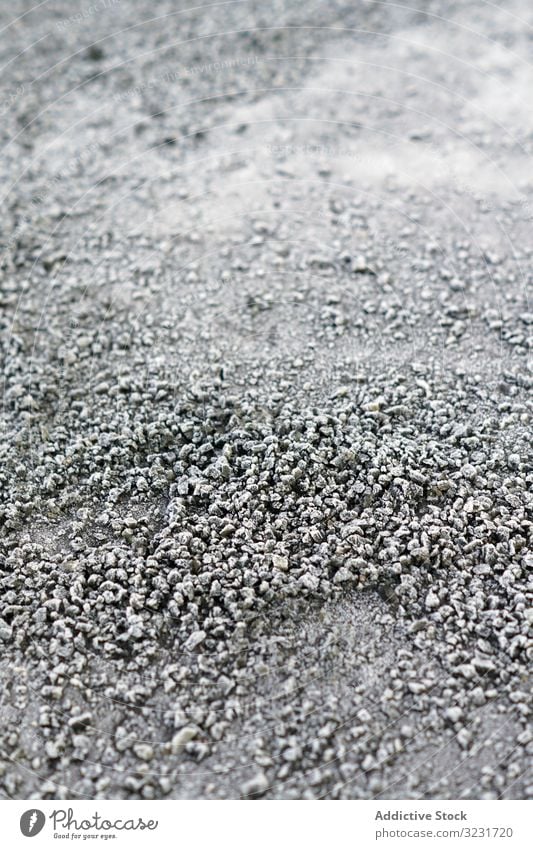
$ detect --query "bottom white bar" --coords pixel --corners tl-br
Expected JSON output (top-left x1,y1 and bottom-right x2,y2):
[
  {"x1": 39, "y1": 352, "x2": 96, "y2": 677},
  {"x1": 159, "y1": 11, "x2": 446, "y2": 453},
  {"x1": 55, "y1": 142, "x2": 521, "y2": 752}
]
[{"x1": 4, "y1": 799, "x2": 530, "y2": 848}]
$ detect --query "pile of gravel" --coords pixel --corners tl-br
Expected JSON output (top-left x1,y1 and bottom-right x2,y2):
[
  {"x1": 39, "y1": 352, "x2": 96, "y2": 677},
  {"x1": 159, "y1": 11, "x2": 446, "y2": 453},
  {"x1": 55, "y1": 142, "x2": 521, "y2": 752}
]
[{"x1": 0, "y1": 353, "x2": 530, "y2": 798}]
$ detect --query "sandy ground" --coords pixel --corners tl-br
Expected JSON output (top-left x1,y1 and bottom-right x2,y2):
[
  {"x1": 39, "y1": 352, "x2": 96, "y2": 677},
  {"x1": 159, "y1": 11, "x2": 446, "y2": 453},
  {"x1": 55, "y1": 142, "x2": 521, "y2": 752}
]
[{"x1": 0, "y1": 1, "x2": 531, "y2": 799}]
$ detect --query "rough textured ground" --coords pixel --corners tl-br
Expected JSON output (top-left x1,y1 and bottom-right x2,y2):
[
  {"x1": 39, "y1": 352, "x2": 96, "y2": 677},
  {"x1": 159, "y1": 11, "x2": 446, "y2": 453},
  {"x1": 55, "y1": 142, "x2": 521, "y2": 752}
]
[{"x1": 0, "y1": 0, "x2": 531, "y2": 800}]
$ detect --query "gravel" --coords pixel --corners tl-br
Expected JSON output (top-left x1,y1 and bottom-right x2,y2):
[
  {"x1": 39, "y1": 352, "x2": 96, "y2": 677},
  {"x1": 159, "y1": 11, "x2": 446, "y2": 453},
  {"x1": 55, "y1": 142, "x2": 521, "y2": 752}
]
[{"x1": 0, "y1": 0, "x2": 531, "y2": 801}]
